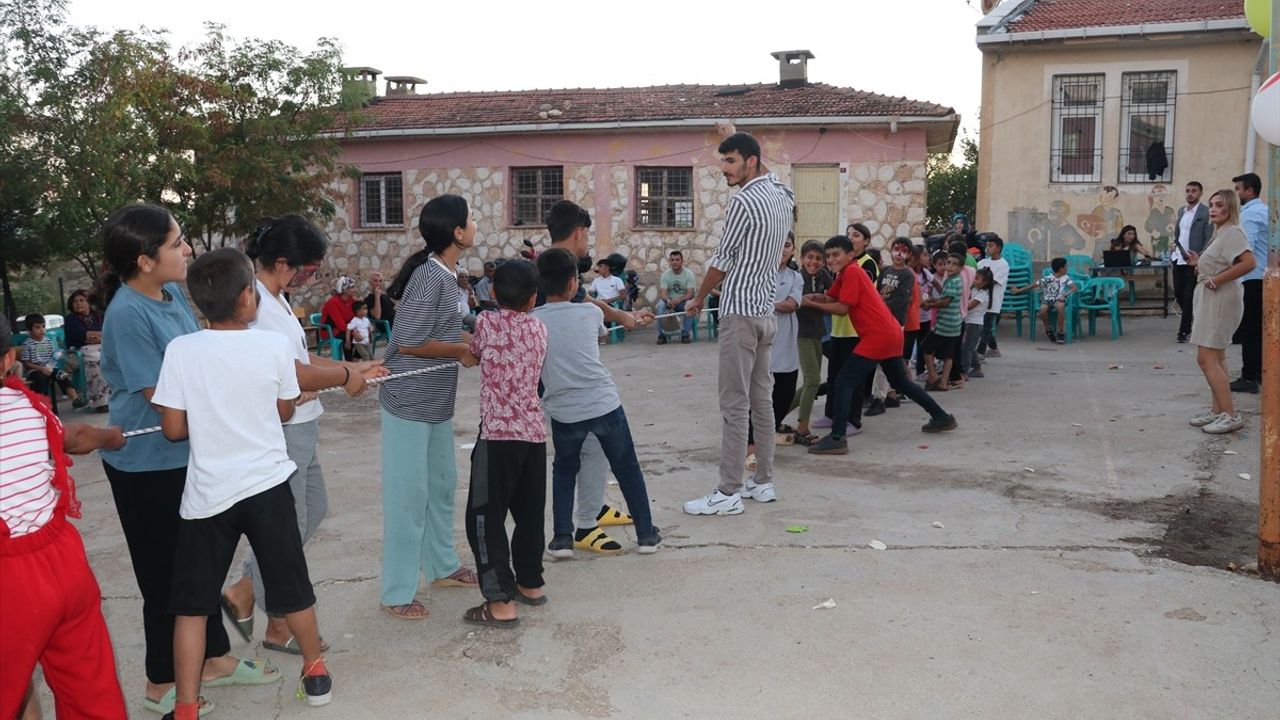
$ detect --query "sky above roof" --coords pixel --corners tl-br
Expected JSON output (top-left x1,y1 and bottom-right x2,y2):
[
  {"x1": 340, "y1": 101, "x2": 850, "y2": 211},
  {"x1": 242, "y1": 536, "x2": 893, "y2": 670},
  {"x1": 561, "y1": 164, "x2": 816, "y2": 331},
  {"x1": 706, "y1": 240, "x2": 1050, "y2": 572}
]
[{"x1": 67, "y1": 0, "x2": 985, "y2": 156}]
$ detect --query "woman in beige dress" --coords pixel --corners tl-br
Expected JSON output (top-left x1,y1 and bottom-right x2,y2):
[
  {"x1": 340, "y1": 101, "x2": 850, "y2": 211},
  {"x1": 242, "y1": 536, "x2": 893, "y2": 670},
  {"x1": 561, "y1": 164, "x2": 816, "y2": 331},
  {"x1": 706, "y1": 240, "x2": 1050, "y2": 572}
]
[{"x1": 1186, "y1": 189, "x2": 1256, "y2": 434}]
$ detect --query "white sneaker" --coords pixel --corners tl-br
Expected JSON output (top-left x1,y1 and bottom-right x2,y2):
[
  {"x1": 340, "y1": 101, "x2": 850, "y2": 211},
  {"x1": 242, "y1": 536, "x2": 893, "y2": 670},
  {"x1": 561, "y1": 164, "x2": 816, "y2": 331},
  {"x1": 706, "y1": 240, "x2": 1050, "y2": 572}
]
[
  {"x1": 1202, "y1": 413, "x2": 1244, "y2": 434},
  {"x1": 1189, "y1": 410, "x2": 1219, "y2": 427},
  {"x1": 683, "y1": 489, "x2": 744, "y2": 516},
  {"x1": 742, "y1": 479, "x2": 776, "y2": 503}
]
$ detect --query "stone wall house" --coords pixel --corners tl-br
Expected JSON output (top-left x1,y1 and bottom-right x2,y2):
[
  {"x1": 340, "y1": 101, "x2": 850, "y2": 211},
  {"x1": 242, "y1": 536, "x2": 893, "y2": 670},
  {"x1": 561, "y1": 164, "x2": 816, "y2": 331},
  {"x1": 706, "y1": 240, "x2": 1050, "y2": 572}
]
[{"x1": 300, "y1": 53, "x2": 958, "y2": 311}]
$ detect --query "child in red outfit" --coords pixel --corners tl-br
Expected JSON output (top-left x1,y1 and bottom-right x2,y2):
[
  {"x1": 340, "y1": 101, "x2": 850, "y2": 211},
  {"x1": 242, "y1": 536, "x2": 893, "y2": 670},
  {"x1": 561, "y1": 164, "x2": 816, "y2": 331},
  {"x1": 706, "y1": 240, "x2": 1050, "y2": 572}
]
[
  {"x1": 0, "y1": 316, "x2": 128, "y2": 720},
  {"x1": 463, "y1": 260, "x2": 549, "y2": 627}
]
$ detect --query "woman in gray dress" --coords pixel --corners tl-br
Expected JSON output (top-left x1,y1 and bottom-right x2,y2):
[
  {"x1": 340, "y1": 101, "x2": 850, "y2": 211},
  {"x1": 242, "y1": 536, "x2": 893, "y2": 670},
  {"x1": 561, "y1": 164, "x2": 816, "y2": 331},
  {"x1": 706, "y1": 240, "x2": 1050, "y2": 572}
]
[{"x1": 1185, "y1": 189, "x2": 1256, "y2": 435}]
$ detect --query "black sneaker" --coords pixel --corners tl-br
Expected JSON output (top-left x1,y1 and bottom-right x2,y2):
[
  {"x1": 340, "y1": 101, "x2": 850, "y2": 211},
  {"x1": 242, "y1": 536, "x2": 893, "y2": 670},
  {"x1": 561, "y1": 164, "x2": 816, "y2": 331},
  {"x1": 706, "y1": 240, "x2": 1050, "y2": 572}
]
[
  {"x1": 884, "y1": 395, "x2": 900, "y2": 408},
  {"x1": 807, "y1": 434, "x2": 848, "y2": 455},
  {"x1": 865, "y1": 398, "x2": 886, "y2": 417},
  {"x1": 1229, "y1": 378, "x2": 1260, "y2": 394},
  {"x1": 301, "y1": 670, "x2": 333, "y2": 707},
  {"x1": 637, "y1": 527, "x2": 662, "y2": 554},
  {"x1": 547, "y1": 534, "x2": 574, "y2": 559},
  {"x1": 816, "y1": 382, "x2": 828, "y2": 397},
  {"x1": 922, "y1": 414, "x2": 958, "y2": 433},
  {"x1": 680, "y1": 335, "x2": 691, "y2": 344},
  {"x1": 1176, "y1": 332, "x2": 1190, "y2": 343},
  {"x1": 1045, "y1": 328, "x2": 1057, "y2": 343},
  {"x1": 656, "y1": 335, "x2": 668, "y2": 346}
]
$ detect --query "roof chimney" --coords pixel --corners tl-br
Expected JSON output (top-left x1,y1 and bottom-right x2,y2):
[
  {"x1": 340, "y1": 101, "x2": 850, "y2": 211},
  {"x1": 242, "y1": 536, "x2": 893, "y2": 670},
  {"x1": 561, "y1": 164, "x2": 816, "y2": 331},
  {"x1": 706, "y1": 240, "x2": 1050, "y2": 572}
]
[
  {"x1": 770, "y1": 50, "x2": 814, "y2": 88},
  {"x1": 341, "y1": 66, "x2": 382, "y2": 105},
  {"x1": 385, "y1": 76, "x2": 428, "y2": 96}
]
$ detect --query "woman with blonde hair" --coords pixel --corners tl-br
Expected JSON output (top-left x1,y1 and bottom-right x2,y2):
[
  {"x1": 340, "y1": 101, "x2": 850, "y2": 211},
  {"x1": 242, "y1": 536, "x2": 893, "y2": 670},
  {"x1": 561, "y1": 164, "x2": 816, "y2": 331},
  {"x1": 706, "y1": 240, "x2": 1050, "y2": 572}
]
[{"x1": 1185, "y1": 189, "x2": 1256, "y2": 434}]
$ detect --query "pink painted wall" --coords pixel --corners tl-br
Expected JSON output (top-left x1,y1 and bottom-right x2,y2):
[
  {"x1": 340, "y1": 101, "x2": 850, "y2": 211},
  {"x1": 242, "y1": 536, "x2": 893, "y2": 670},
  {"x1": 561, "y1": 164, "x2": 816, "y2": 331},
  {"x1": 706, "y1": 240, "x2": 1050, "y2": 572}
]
[{"x1": 336, "y1": 126, "x2": 927, "y2": 172}]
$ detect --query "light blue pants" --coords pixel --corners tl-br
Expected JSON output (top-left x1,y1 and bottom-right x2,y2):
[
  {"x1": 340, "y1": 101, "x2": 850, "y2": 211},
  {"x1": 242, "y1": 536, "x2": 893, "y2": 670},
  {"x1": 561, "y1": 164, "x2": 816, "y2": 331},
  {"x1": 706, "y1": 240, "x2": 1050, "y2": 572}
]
[{"x1": 379, "y1": 409, "x2": 461, "y2": 606}]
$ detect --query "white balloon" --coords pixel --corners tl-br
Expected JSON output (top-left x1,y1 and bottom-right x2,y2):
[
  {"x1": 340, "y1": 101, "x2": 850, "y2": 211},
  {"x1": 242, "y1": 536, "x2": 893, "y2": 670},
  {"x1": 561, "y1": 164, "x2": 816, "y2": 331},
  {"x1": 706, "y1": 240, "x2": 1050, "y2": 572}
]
[{"x1": 1253, "y1": 71, "x2": 1280, "y2": 146}]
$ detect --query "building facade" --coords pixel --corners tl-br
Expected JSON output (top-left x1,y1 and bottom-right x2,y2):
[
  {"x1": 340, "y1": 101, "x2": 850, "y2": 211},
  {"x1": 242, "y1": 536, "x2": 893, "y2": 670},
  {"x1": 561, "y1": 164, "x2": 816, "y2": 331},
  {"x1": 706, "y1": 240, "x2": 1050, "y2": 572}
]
[
  {"x1": 303, "y1": 54, "x2": 957, "y2": 309},
  {"x1": 976, "y1": 0, "x2": 1267, "y2": 261}
]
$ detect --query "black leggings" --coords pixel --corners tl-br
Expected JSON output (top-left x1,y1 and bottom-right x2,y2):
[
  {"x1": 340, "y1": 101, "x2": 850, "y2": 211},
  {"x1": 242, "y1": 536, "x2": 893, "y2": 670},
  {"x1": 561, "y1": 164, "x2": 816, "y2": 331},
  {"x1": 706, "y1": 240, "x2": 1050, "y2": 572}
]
[
  {"x1": 102, "y1": 463, "x2": 231, "y2": 684},
  {"x1": 748, "y1": 370, "x2": 798, "y2": 444},
  {"x1": 831, "y1": 354, "x2": 949, "y2": 437},
  {"x1": 823, "y1": 337, "x2": 860, "y2": 421}
]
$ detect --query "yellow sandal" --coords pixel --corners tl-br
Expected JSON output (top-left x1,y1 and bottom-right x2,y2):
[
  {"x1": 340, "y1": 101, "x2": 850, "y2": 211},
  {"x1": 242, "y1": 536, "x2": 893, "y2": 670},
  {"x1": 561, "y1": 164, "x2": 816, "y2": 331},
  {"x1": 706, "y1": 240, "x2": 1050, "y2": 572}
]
[
  {"x1": 596, "y1": 504, "x2": 634, "y2": 527},
  {"x1": 573, "y1": 527, "x2": 625, "y2": 555}
]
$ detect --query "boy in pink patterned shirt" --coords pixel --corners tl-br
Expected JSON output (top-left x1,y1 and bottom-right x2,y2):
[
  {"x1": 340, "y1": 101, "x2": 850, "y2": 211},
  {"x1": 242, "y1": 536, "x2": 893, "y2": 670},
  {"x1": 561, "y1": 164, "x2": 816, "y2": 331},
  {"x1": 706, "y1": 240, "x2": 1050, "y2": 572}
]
[{"x1": 463, "y1": 259, "x2": 549, "y2": 627}]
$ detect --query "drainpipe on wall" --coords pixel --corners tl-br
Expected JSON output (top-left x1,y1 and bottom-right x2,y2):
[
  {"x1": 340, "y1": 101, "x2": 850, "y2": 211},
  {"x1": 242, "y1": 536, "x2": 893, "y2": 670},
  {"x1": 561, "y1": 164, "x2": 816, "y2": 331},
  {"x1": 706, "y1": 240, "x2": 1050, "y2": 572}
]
[{"x1": 1245, "y1": 42, "x2": 1269, "y2": 174}]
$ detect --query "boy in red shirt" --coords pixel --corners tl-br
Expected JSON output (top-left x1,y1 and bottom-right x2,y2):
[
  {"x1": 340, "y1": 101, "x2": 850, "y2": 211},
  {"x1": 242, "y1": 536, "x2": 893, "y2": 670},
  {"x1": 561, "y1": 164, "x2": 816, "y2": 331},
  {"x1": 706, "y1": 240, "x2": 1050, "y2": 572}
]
[
  {"x1": 0, "y1": 316, "x2": 128, "y2": 719},
  {"x1": 804, "y1": 236, "x2": 957, "y2": 455}
]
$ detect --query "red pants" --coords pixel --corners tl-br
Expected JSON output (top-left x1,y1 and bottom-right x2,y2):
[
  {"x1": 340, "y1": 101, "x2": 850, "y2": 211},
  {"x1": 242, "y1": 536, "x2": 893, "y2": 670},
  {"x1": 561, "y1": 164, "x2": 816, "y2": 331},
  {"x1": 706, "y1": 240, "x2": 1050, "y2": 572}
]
[{"x1": 0, "y1": 514, "x2": 126, "y2": 719}]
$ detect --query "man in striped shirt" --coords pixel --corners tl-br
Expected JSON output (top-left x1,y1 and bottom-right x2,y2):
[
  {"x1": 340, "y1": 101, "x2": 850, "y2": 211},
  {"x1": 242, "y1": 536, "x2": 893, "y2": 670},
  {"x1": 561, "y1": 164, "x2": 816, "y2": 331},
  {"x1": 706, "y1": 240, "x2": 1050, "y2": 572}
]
[{"x1": 684, "y1": 130, "x2": 796, "y2": 516}]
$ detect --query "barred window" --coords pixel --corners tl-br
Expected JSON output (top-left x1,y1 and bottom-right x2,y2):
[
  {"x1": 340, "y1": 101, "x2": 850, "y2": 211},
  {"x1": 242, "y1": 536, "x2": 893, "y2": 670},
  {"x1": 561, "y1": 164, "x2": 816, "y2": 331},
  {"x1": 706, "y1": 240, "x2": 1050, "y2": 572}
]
[
  {"x1": 635, "y1": 167, "x2": 694, "y2": 228},
  {"x1": 511, "y1": 167, "x2": 563, "y2": 226},
  {"x1": 360, "y1": 173, "x2": 404, "y2": 227},
  {"x1": 1119, "y1": 71, "x2": 1176, "y2": 183},
  {"x1": 1050, "y1": 74, "x2": 1104, "y2": 183}
]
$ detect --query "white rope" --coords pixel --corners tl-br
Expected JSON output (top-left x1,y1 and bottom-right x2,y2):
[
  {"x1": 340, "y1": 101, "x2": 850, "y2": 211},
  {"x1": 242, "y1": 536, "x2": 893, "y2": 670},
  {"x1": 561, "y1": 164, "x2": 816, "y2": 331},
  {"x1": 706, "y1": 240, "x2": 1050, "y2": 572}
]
[
  {"x1": 120, "y1": 363, "x2": 460, "y2": 439},
  {"x1": 606, "y1": 307, "x2": 718, "y2": 333}
]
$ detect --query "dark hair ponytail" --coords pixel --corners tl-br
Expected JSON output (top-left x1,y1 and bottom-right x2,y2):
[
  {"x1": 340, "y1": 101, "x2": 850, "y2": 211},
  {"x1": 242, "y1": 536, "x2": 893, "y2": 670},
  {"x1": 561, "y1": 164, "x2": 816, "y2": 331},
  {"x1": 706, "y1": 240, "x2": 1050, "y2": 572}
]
[
  {"x1": 388, "y1": 194, "x2": 470, "y2": 300},
  {"x1": 98, "y1": 203, "x2": 175, "y2": 308},
  {"x1": 245, "y1": 214, "x2": 329, "y2": 268}
]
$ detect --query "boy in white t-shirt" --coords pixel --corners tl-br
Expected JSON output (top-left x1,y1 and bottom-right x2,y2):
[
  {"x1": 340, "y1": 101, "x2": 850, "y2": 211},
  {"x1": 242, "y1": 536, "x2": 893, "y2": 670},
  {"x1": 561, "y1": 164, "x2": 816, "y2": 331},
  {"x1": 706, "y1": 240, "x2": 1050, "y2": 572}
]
[
  {"x1": 152, "y1": 248, "x2": 332, "y2": 717},
  {"x1": 976, "y1": 236, "x2": 1009, "y2": 359},
  {"x1": 346, "y1": 300, "x2": 373, "y2": 360},
  {"x1": 589, "y1": 260, "x2": 626, "y2": 303}
]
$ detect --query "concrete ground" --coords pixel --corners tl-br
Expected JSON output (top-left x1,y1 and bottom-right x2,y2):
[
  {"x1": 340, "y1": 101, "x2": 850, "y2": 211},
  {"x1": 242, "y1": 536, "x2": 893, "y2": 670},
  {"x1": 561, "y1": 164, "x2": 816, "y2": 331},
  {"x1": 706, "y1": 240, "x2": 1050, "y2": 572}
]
[{"x1": 34, "y1": 314, "x2": 1279, "y2": 719}]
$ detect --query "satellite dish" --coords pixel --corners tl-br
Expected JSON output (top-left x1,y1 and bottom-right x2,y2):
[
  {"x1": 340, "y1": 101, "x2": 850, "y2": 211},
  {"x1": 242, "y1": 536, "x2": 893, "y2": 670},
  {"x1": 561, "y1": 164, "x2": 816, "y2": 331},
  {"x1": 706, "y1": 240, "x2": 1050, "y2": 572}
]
[{"x1": 981, "y1": 0, "x2": 1001, "y2": 13}]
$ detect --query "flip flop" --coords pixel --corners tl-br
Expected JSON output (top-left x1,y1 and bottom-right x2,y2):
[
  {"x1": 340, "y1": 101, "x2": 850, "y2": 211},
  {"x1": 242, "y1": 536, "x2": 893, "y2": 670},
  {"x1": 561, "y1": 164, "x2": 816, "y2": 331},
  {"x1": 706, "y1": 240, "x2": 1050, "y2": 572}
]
[
  {"x1": 514, "y1": 591, "x2": 548, "y2": 607},
  {"x1": 463, "y1": 603, "x2": 520, "y2": 628},
  {"x1": 381, "y1": 601, "x2": 429, "y2": 620},
  {"x1": 431, "y1": 567, "x2": 479, "y2": 588},
  {"x1": 203, "y1": 657, "x2": 281, "y2": 687},
  {"x1": 596, "y1": 504, "x2": 634, "y2": 527},
  {"x1": 220, "y1": 594, "x2": 253, "y2": 642},
  {"x1": 262, "y1": 636, "x2": 331, "y2": 656},
  {"x1": 140, "y1": 688, "x2": 214, "y2": 716}
]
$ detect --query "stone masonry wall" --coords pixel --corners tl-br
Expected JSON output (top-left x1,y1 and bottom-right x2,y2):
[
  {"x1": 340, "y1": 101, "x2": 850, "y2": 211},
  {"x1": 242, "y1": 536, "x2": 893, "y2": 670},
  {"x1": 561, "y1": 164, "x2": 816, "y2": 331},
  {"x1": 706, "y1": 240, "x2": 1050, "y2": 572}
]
[{"x1": 301, "y1": 159, "x2": 927, "y2": 312}]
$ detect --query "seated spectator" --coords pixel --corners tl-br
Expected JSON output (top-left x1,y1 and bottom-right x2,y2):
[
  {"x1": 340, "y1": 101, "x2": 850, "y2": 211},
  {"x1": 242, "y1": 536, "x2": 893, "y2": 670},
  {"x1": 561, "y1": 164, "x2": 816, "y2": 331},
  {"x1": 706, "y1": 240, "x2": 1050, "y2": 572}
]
[
  {"x1": 365, "y1": 271, "x2": 396, "y2": 327},
  {"x1": 1110, "y1": 225, "x2": 1155, "y2": 261},
  {"x1": 473, "y1": 262, "x2": 498, "y2": 311},
  {"x1": 63, "y1": 289, "x2": 109, "y2": 412},
  {"x1": 20, "y1": 314, "x2": 82, "y2": 409},
  {"x1": 322, "y1": 275, "x2": 357, "y2": 359},
  {"x1": 1010, "y1": 257, "x2": 1077, "y2": 344},
  {"x1": 589, "y1": 260, "x2": 626, "y2": 304},
  {"x1": 656, "y1": 250, "x2": 697, "y2": 345}
]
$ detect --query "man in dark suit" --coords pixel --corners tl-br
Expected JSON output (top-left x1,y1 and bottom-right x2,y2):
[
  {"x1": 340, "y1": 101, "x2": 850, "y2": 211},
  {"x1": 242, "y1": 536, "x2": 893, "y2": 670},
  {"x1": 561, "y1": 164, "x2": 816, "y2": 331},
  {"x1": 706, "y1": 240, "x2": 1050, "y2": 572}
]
[{"x1": 1171, "y1": 181, "x2": 1212, "y2": 343}]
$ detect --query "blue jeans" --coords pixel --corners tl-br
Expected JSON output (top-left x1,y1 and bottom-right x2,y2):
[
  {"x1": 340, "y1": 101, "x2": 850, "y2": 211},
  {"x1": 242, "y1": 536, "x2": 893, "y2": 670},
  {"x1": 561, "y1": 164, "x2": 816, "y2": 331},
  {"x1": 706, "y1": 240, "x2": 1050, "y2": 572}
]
[
  {"x1": 656, "y1": 299, "x2": 695, "y2": 339},
  {"x1": 550, "y1": 406, "x2": 655, "y2": 538}
]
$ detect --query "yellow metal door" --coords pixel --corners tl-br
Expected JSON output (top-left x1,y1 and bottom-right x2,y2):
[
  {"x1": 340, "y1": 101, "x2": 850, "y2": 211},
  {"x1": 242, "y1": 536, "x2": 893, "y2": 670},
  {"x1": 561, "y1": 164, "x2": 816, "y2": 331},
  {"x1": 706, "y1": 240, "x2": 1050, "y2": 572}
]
[{"x1": 792, "y1": 165, "x2": 840, "y2": 245}]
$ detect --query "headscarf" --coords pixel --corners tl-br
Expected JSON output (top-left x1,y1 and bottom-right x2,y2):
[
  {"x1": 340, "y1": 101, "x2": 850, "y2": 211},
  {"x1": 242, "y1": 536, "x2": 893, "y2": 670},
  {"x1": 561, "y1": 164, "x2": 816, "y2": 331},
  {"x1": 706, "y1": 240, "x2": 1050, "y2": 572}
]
[{"x1": 334, "y1": 276, "x2": 356, "y2": 294}]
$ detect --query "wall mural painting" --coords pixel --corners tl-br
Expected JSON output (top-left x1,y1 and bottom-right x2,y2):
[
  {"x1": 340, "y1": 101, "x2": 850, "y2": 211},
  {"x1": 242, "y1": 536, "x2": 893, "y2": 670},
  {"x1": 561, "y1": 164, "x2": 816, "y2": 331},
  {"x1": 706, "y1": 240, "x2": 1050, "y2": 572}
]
[{"x1": 1006, "y1": 184, "x2": 1175, "y2": 261}]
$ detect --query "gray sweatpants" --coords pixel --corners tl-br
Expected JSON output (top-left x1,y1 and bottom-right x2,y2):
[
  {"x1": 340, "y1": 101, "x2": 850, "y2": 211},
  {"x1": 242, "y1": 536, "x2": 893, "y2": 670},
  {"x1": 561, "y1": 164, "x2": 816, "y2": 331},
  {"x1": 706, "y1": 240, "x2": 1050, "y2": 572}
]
[
  {"x1": 574, "y1": 433, "x2": 609, "y2": 529},
  {"x1": 242, "y1": 419, "x2": 328, "y2": 613},
  {"x1": 717, "y1": 314, "x2": 777, "y2": 495}
]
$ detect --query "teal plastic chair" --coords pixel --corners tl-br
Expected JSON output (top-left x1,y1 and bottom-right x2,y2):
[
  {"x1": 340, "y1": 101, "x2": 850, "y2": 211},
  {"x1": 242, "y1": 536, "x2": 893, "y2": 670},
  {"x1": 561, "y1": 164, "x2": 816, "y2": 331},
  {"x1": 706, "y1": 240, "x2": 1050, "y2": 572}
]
[
  {"x1": 1002, "y1": 243, "x2": 1032, "y2": 271},
  {"x1": 1077, "y1": 276, "x2": 1125, "y2": 340},
  {"x1": 703, "y1": 294, "x2": 719, "y2": 340},
  {"x1": 309, "y1": 312, "x2": 344, "y2": 360},
  {"x1": 1002, "y1": 266, "x2": 1037, "y2": 339},
  {"x1": 371, "y1": 318, "x2": 392, "y2": 355},
  {"x1": 1033, "y1": 269, "x2": 1084, "y2": 343}
]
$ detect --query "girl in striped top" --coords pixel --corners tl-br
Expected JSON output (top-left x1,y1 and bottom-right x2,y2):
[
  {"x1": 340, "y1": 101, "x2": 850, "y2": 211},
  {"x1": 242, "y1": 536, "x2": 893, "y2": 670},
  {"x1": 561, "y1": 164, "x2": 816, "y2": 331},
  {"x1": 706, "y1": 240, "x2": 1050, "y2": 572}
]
[{"x1": 377, "y1": 195, "x2": 480, "y2": 620}]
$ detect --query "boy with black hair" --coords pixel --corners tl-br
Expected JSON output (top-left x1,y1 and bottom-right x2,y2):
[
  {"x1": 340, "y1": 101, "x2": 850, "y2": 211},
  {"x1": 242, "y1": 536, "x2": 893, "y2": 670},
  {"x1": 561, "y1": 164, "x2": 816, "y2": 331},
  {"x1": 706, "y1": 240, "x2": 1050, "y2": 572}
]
[
  {"x1": 537, "y1": 200, "x2": 652, "y2": 555},
  {"x1": 464, "y1": 259, "x2": 549, "y2": 627},
  {"x1": 976, "y1": 235, "x2": 1008, "y2": 358},
  {"x1": 1010, "y1": 257, "x2": 1076, "y2": 344},
  {"x1": 532, "y1": 248, "x2": 661, "y2": 555},
  {"x1": 19, "y1": 314, "x2": 83, "y2": 409},
  {"x1": 152, "y1": 248, "x2": 331, "y2": 716},
  {"x1": 806, "y1": 237, "x2": 956, "y2": 455},
  {"x1": 922, "y1": 253, "x2": 965, "y2": 388},
  {"x1": 0, "y1": 315, "x2": 128, "y2": 719},
  {"x1": 346, "y1": 300, "x2": 373, "y2": 360}
]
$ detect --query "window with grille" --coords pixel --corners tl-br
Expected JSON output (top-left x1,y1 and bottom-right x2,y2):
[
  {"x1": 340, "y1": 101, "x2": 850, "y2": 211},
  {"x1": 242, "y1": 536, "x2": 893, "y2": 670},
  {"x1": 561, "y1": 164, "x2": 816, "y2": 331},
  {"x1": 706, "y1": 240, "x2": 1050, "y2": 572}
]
[
  {"x1": 360, "y1": 173, "x2": 404, "y2": 227},
  {"x1": 1119, "y1": 71, "x2": 1176, "y2": 183},
  {"x1": 510, "y1": 167, "x2": 563, "y2": 225},
  {"x1": 1050, "y1": 75, "x2": 1104, "y2": 183},
  {"x1": 635, "y1": 167, "x2": 694, "y2": 228}
]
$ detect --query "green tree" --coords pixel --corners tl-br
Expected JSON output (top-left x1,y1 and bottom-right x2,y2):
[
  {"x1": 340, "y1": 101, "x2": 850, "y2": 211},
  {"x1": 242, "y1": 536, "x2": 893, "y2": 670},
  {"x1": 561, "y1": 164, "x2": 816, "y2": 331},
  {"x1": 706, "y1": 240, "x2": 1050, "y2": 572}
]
[{"x1": 926, "y1": 136, "x2": 979, "y2": 234}]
